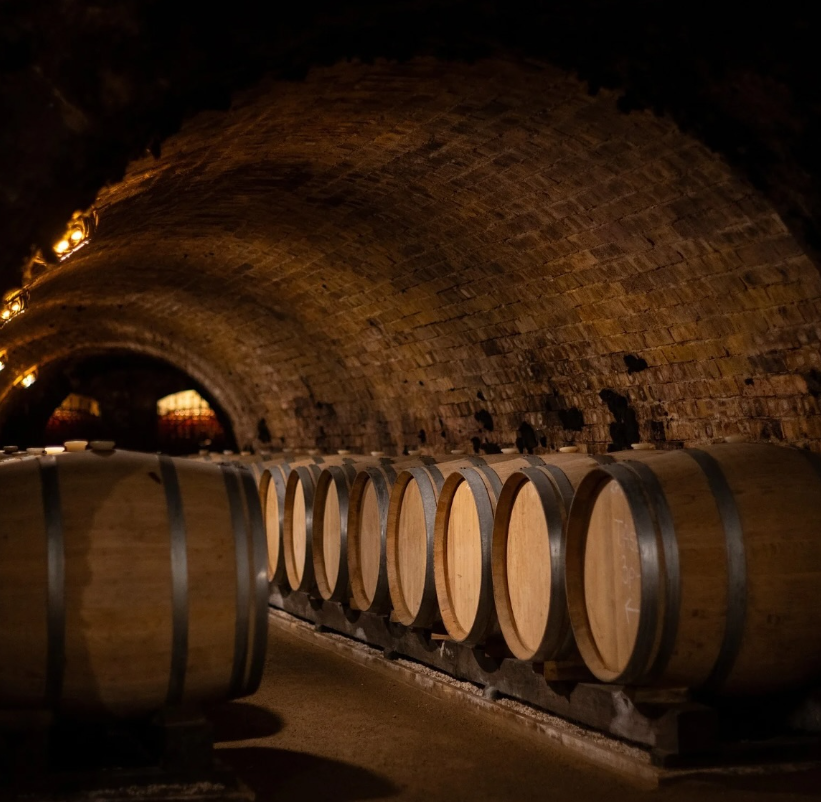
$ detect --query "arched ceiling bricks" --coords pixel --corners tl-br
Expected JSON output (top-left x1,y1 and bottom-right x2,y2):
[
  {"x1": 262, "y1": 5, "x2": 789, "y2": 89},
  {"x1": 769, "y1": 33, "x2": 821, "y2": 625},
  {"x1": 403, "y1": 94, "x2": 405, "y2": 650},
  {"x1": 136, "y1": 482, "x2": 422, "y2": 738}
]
[{"x1": 2, "y1": 58, "x2": 820, "y2": 453}]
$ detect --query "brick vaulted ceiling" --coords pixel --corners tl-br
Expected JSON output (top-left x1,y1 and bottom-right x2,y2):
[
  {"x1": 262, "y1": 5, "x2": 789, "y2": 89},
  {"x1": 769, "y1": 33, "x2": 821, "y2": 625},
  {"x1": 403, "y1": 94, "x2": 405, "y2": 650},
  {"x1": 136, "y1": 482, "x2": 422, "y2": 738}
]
[{"x1": 1, "y1": 4, "x2": 820, "y2": 453}]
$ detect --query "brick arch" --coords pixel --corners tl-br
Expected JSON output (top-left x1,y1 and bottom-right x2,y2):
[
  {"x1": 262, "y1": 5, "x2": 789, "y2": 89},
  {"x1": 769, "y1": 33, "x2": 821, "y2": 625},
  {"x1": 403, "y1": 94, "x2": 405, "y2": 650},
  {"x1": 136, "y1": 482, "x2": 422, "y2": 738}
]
[
  {"x1": 3, "y1": 57, "x2": 821, "y2": 452},
  {"x1": 0, "y1": 325, "x2": 257, "y2": 448}
]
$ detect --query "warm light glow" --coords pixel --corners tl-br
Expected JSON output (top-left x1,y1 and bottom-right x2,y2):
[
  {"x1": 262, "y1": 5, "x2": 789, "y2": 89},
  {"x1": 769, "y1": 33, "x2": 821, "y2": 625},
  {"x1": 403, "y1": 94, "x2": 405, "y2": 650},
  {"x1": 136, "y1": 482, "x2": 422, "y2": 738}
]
[
  {"x1": 70, "y1": 229, "x2": 83, "y2": 242},
  {"x1": 10, "y1": 301, "x2": 20, "y2": 313},
  {"x1": 0, "y1": 288, "x2": 29, "y2": 326},
  {"x1": 21, "y1": 372, "x2": 36, "y2": 388},
  {"x1": 1, "y1": 310, "x2": 9, "y2": 320},
  {"x1": 157, "y1": 389, "x2": 213, "y2": 417},
  {"x1": 54, "y1": 239, "x2": 70, "y2": 254}
]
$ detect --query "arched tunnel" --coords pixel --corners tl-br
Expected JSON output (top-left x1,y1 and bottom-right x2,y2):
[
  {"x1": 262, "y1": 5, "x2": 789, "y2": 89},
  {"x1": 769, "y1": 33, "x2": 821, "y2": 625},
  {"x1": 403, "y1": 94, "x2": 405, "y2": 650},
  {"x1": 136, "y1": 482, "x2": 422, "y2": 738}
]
[{"x1": 1, "y1": 3, "x2": 821, "y2": 800}]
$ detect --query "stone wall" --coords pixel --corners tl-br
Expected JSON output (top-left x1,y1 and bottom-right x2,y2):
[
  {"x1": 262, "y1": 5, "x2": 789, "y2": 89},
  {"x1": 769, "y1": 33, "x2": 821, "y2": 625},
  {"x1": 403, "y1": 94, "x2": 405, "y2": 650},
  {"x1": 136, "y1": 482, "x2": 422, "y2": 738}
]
[{"x1": 2, "y1": 58, "x2": 819, "y2": 454}]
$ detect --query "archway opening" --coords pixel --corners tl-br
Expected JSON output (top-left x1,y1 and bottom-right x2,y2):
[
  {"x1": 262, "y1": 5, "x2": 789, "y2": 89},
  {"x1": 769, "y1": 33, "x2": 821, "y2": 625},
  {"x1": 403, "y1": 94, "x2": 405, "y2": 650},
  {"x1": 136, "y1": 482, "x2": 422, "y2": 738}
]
[{"x1": 0, "y1": 350, "x2": 237, "y2": 454}]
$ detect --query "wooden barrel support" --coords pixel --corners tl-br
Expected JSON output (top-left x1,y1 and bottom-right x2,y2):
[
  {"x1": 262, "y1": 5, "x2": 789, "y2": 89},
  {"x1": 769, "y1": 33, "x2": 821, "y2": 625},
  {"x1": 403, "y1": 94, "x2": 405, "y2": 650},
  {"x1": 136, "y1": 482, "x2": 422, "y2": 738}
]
[{"x1": 0, "y1": 451, "x2": 268, "y2": 716}]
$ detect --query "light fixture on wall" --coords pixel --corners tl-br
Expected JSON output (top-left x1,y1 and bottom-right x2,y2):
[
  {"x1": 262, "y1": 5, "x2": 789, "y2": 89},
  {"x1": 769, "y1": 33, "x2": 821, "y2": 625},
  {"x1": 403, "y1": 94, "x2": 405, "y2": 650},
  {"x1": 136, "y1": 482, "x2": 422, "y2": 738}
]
[
  {"x1": 14, "y1": 368, "x2": 37, "y2": 389},
  {"x1": 0, "y1": 351, "x2": 6, "y2": 372},
  {"x1": 0, "y1": 288, "x2": 29, "y2": 326},
  {"x1": 32, "y1": 207, "x2": 98, "y2": 268}
]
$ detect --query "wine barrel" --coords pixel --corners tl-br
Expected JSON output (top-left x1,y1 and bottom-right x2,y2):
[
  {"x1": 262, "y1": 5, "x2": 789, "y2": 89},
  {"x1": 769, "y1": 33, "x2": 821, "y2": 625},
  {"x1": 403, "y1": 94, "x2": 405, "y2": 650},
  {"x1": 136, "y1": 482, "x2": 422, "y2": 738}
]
[
  {"x1": 282, "y1": 455, "x2": 372, "y2": 593},
  {"x1": 491, "y1": 453, "x2": 612, "y2": 661},
  {"x1": 0, "y1": 449, "x2": 267, "y2": 716},
  {"x1": 386, "y1": 455, "x2": 519, "y2": 628},
  {"x1": 348, "y1": 456, "x2": 440, "y2": 614},
  {"x1": 565, "y1": 443, "x2": 821, "y2": 694},
  {"x1": 433, "y1": 455, "x2": 559, "y2": 646}
]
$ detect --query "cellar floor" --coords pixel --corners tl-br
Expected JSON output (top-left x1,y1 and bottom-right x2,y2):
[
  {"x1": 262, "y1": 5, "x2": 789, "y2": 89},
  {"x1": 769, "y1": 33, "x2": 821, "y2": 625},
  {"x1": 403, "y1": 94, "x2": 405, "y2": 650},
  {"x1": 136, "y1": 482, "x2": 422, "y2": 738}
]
[{"x1": 212, "y1": 623, "x2": 821, "y2": 801}]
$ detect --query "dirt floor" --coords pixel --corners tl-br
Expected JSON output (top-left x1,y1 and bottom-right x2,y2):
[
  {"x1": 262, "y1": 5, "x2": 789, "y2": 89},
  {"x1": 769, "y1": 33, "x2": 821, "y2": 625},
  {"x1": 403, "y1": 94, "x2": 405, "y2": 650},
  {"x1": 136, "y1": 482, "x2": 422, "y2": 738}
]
[{"x1": 211, "y1": 621, "x2": 821, "y2": 801}]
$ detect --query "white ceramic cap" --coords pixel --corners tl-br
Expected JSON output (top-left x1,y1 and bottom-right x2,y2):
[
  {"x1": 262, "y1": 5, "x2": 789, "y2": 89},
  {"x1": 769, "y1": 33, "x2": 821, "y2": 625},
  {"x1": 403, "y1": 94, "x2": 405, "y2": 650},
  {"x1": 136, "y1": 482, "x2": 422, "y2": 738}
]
[
  {"x1": 64, "y1": 440, "x2": 88, "y2": 452},
  {"x1": 26, "y1": 447, "x2": 43, "y2": 455},
  {"x1": 370, "y1": 450, "x2": 385, "y2": 457},
  {"x1": 3, "y1": 445, "x2": 18, "y2": 453},
  {"x1": 44, "y1": 446, "x2": 65, "y2": 455},
  {"x1": 630, "y1": 443, "x2": 655, "y2": 450},
  {"x1": 337, "y1": 449, "x2": 351, "y2": 455},
  {"x1": 500, "y1": 447, "x2": 517, "y2": 454},
  {"x1": 559, "y1": 446, "x2": 579, "y2": 453},
  {"x1": 406, "y1": 449, "x2": 421, "y2": 456}
]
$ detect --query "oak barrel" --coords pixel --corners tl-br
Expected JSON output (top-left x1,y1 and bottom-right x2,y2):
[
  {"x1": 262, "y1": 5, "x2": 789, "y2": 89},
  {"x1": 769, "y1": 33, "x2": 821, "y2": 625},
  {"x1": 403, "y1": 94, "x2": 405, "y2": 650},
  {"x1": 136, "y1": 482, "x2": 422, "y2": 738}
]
[
  {"x1": 386, "y1": 455, "x2": 517, "y2": 628},
  {"x1": 490, "y1": 453, "x2": 611, "y2": 661},
  {"x1": 433, "y1": 455, "x2": 555, "y2": 645},
  {"x1": 348, "y1": 456, "x2": 439, "y2": 614},
  {"x1": 565, "y1": 443, "x2": 821, "y2": 694},
  {"x1": 0, "y1": 449, "x2": 268, "y2": 716},
  {"x1": 282, "y1": 455, "x2": 372, "y2": 593}
]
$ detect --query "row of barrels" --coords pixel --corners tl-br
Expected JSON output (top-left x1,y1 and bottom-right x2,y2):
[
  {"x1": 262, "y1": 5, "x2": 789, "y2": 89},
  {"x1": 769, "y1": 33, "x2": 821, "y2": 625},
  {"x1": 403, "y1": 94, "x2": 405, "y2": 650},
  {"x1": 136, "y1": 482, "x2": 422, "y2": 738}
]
[{"x1": 211, "y1": 444, "x2": 821, "y2": 696}]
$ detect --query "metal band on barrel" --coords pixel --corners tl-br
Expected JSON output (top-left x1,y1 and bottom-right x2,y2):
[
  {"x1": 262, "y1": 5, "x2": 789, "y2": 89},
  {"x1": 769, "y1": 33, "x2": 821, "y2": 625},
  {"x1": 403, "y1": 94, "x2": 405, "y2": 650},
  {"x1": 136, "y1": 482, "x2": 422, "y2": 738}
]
[
  {"x1": 458, "y1": 468, "x2": 498, "y2": 646},
  {"x1": 404, "y1": 467, "x2": 441, "y2": 626},
  {"x1": 238, "y1": 465, "x2": 269, "y2": 696},
  {"x1": 686, "y1": 448, "x2": 746, "y2": 692},
  {"x1": 268, "y1": 468, "x2": 288, "y2": 584},
  {"x1": 590, "y1": 454, "x2": 615, "y2": 465},
  {"x1": 519, "y1": 467, "x2": 571, "y2": 659},
  {"x1": 159, "y1": 455, "x2": 189, "y2": 706},
  {"x1": 602, "y1": 463, "x2": 662, "y2": 684},
  {"x1": 425, "y1": 464, "x2": 445, "y2": 492},
  {"x1": 323, "y1": 466, "x2": 352, "y2": 601},
  {"x1": 370, "y1": 467, "x2": 394, "y2": 612},
  {"x1": 222, "y1": 463, "x2": 250, "y2": 698},
  {"x1": 40, "y1": 456, "x2": 65, "y2": 710},
  {"x1": 536, "y1": 464, "x2": 575, "y2": 509},
  {"x1": 473, "y1": 463, "x2": 502, "y2": 498},
  {"x1": 291, "y1": 466, "x2": 317, "y2": 592},
  {"x1": 619, "y1": 459, "x2": 681, "y2": 682}
]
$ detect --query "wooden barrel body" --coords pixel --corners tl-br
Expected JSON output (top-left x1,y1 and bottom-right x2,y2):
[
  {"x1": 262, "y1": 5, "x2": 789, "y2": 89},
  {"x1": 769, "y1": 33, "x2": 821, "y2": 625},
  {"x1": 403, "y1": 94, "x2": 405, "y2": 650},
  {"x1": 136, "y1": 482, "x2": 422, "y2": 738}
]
[
  {"x1": 347, "y1": 456, "x2": 442, "y2": 614},
  {"x1": 433, "y1": 455, "x2": 559, "y2": 645},
  {"x1": 565, "y1": 444, "x2": 821, "y2": 694},
  {"x1": 491, "y1": 454, "x2": 611, "y2": 661},
  {"x1": 386, "y1": 455, "x2": 518, "y2": 628},
  {"x1": 282, "y1": 455, "x2": 372, "y2": 593},
  {"x1": 0, "y1": 450, "x2": 268, "y2": 717}
]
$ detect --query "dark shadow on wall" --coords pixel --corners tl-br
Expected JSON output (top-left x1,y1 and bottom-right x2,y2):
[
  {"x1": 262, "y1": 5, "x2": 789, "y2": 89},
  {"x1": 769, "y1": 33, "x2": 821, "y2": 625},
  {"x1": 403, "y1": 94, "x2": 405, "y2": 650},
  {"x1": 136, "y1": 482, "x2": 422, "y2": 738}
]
[{"x1": 217, "y1": 746, "x2": 399, "y2": 801}]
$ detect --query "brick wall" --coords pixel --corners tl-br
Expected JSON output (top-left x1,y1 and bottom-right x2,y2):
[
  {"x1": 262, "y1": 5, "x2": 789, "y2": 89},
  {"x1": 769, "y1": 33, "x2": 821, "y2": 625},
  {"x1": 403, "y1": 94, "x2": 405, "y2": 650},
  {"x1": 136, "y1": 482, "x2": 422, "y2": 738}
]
[{"x1": 2, "y1": 58, "x2": 820, "y2": 454}]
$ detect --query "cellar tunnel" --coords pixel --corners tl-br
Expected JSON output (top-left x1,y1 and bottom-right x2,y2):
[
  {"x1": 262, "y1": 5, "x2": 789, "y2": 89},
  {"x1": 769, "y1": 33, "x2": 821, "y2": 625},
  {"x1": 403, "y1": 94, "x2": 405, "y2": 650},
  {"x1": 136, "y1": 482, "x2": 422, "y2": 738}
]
[
  {"x1": 2, "y1": 4, "x2": 821, "y2": 800},
  {"x1": 0, "y1": 350, "x2": 238, "y2": 454},
  {"x1": 1, "y1": 45, "x2": 820, "y2": 455}
]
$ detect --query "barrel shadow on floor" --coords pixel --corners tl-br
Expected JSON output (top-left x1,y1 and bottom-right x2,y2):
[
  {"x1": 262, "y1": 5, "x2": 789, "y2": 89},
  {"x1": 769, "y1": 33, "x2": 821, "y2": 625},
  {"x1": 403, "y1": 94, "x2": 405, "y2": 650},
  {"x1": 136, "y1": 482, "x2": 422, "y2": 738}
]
[
  {"x1": 217, "y1": 746, "x2": 399, "y2": 801},
  {"x1": 206, "y1": 701, "x2": 284, "y2": 743}
]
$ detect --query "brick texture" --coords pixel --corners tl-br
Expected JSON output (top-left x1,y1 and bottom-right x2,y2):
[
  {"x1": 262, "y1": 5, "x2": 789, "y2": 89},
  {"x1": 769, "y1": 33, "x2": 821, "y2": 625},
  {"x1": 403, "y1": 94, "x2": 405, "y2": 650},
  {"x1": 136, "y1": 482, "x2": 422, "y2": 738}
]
[{"x1": 2, "y1": 58, "x2": 820, "y2": 453}]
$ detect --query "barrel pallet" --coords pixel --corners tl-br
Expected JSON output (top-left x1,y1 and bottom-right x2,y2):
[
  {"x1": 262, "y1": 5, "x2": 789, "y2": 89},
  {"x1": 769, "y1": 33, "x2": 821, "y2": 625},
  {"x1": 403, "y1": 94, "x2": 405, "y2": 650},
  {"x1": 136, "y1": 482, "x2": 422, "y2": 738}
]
[{"x1": 270, "y1": 588, "x2": 821, "y2": 771}]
